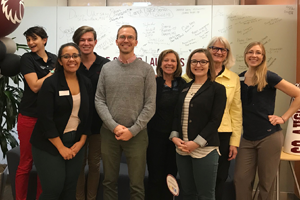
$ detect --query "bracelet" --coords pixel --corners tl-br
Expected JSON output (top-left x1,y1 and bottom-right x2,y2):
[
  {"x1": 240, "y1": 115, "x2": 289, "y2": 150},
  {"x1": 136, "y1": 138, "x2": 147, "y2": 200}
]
[
  {"x1": 50, "y1": 69, "x2": 55, "y2": 74},
  {"x1": 281, "y1": 116, "x2": 286, "y2": 123}
]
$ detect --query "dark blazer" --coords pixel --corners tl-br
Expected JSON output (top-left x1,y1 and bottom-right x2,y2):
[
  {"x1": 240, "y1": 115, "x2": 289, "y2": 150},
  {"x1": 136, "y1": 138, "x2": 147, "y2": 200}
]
[
  {"x1": 30, "y1": 70, "x2": 93, "y2": 156},
  {"x1": 172, "y1": 79, "x2": 226, "y2": 146}
]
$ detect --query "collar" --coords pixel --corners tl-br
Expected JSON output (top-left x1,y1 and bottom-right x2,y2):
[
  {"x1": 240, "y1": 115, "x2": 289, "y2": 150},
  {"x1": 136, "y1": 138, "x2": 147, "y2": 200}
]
[
  {"x1": 217, "y1": 65, "x2": 225, "y2": 76},
  {"x1": 118, "y1": 54, "x2": 137, "y2": 64},
  {"x1": 80, "y1": 52, "x2": 99, "y2": 70},
  {"x1": 31, "y1": 51, "x2": 53, "y2": 62},
  {"x1": 94, "y1": 52, "x2": 101, "y2": 64},
  {"x1": 217, "y1": 67, "x2": 231, "y2": 80}
]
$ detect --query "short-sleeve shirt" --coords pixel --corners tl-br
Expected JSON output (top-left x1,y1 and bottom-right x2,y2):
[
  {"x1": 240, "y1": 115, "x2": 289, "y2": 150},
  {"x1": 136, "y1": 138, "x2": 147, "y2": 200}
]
[
  {"x1": 239, "y1": 70, "x2": 282, "y2": 141},
  {"x1": 77, "y1": 53, "x2": 110, "y2": 134},
  {"x1": 19, "y1": 51, "x2": 57, "y2": 117}
]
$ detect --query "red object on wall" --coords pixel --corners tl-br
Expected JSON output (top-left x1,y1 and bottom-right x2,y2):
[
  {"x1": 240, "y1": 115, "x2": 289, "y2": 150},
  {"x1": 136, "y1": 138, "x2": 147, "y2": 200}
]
[{"x1": 0, "y1": 0, "x2": 24, "y2": 38}]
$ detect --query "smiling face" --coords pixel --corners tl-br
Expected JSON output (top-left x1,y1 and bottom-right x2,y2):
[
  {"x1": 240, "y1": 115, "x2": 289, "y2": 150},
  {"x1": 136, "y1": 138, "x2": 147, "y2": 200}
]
[
  {"x1": 58, "y1": 46, "x2": 81, "y2": 74},
  {"x1": 190, "y1": 52, "x2": 209, "y2": 79},
  {"x1": 209, "y1": 40, "x2": 227, "y2": 65},
  {"x1": 116, "y1": 27, "x2": 138, "y2": 56},
  {"x1": 245, "y1": 45, "x2": 264, "y2": 68},
  {"x1": 161, "y1": 53, "x2": 177, "y2": 77},
  {"x1": 26, "y1": 34, "x2": 47, "y2": 54},
  {"x1": 78, "y1": 31, "x2": 97, "y2": 56}
]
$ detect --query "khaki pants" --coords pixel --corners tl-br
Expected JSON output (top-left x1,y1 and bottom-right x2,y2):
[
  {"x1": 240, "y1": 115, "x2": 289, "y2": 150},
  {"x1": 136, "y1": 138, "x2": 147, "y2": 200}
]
[
  {"x1": 234, "y1": 131, "x2": 283, "y2": 200},
  {"x1": 76, "y1": 134, "x2": 102, "y2": 200},
  {"x1": 101, "y1": 126, "x2": 148, "y2": 200}
]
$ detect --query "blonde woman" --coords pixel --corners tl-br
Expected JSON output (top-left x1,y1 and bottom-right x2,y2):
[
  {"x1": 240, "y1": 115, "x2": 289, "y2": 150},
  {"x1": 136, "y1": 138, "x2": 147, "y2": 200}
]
[
  {"x1": 234, "y1": 42, "x2": 300, "y2": 200},
  {"x1": 207, "y1": 37, "x2": 242, "y2": 200}
]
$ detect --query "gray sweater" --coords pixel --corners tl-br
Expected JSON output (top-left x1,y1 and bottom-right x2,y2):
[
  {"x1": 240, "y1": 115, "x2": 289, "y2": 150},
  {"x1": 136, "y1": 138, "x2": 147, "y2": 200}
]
[{"x1": 95, "y1": 58, "x2": 156, "y2": 136}]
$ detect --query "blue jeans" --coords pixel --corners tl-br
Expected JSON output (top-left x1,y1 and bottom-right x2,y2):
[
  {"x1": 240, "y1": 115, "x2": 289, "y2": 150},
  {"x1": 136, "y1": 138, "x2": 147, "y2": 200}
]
[{"x1": 176, "y1": 150, "x2": 219, "y2": 200}]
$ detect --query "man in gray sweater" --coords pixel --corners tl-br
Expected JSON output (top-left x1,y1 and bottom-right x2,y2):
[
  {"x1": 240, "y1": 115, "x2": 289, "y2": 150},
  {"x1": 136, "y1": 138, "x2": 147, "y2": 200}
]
[{"x1": 95, "y1": 25, "x2": 156, "y2": 200}]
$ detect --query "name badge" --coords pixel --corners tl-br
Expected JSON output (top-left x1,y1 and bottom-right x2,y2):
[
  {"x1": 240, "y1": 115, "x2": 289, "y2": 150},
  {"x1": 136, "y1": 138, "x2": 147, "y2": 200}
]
[
  {"x1": 240, "y1": 77, "x2": 245, "y2": 81},
  {"x1": 182, "y1": 88, "x2": 189, "y2": 93},
  {"x1": 59, "y1": 90, "x2": 70, "y2": 96}
]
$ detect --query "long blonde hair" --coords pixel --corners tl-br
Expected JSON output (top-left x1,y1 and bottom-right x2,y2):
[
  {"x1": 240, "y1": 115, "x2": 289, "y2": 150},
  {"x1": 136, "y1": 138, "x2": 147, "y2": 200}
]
[{"x1": 244, "y1": 42, "x2": 267, "y2": 92}]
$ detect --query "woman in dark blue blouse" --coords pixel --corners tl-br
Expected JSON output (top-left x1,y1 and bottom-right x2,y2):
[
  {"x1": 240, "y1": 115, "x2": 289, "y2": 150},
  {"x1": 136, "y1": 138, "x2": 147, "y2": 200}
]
[
  {"x1": 234, "y1": 42, "x2": 300, "y2": 200},
  {"x1": 146, "y1": 49, "x2": 185, "y2": 200}
]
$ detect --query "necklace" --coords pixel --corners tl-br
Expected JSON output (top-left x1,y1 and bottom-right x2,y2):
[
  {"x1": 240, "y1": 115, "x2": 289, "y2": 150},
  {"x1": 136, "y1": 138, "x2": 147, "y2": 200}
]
[{"x1": 189, "y1": 84, "x2": 202, "y2": 96}]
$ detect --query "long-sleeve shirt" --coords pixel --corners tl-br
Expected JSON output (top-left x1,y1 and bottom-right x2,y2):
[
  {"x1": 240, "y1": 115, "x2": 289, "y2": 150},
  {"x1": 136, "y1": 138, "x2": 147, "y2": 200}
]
[{"x1": 95, "y1": 58, "x2": 156, "y2": 136}]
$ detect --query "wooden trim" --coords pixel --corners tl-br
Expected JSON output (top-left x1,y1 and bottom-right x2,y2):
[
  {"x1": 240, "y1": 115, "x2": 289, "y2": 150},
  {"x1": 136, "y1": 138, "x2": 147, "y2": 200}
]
[
  {"x1": 295, "y1": 2, "x2": 300, "y2": 198},
  {"x1": 297, "y1": 0, "x2": 300, "y2": 83}
]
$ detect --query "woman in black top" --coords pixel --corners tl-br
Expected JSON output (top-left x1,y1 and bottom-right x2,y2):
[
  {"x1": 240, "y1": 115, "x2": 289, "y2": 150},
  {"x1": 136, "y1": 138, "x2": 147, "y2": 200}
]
[
  {"x1": 30, "y1": 43, "x2": 93, "y2": 200},
  {"x1": 16, "y1": 26, "x2": 56, "y2": 200},
  {"x1": 146, "y1": 49, "x2": 185, "y2": 200},
  {"x1": 234, "y1": 42, "x2": 300, "y2": 200}
]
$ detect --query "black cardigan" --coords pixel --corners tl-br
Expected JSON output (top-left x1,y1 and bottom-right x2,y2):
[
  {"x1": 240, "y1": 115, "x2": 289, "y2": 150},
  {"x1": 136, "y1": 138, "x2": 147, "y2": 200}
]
[
  {"x1": 30, "y1": 70, "x2": 93, "y2": 155},
  {"x1": 147, "y1": 76, "x2": 186, "y2": 133},
  {"x1": 172, "y1": 79, "x2": 226, "y2": 146}
]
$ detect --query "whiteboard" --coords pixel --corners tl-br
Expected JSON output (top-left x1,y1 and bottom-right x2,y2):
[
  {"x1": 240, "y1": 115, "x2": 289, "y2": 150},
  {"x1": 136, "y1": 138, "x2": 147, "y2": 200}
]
[
  {"x1": 212, "y1": 5, "x2": 297, "y2": 77},
  {"x1": 10, "y1": 5, "x2": 296, "y2": 77},
  {"x1": 56, "y1": 6, "x2": 212, "y2": 67}
]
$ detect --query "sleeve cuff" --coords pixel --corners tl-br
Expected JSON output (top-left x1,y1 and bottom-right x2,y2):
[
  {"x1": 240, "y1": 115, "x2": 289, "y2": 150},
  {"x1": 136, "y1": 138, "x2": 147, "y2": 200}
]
[
  {"x1": 104, "y1": 120, "x2": 119, "y2": 133},
  {"x1": 169, "y1": 131, "x2": 179, "y2": 140},
  {"x1": 193, "y1": 135, "x2": 208, "y2": 147},
  {"x1": 128, "y1": 126, "x2": 139, "y2": 137}
]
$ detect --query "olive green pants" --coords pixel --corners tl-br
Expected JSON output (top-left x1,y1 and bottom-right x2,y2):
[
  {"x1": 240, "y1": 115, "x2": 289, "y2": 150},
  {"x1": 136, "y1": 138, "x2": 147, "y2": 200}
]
[{"x1": 100, "y1": 127, "x2": 148, "y2": 200}]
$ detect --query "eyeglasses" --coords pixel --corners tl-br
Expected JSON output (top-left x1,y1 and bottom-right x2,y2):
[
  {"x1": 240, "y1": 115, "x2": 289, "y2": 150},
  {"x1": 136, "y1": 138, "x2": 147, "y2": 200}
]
[
  {"x1": 118, "y1": 35, "x2": 135, "y2": 41},
  {"x1": 246, "y1": 51, "x2": 263, "y2": 56},
  {"x1": 191, "y1": 60, "x2": 209, "y2": 66},
  {"x1": 209, "y1": 46, "x2": 229, "y2": 54},
  {"x1": 61, "y1": 54, "x2": 81, "y2": 60}
]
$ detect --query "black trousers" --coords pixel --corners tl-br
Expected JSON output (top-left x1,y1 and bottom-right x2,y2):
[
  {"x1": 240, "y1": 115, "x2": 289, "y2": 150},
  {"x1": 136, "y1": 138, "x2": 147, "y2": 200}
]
[
  {"x1": 32, "y1": 131, "x2": 85, "y2": 200},
  {"x1": 215, "y1": 132, "x2": 232, "y2": 200},
  {"x1": 146, "y1": 129, "x2": 177, "y2": 200}
]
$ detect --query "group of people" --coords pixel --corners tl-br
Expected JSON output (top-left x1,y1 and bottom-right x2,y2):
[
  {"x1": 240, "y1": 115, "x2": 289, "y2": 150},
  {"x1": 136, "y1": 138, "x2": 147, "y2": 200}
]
[{"x1": 14, "y1": 24, "x2": 300, "y2": 200}]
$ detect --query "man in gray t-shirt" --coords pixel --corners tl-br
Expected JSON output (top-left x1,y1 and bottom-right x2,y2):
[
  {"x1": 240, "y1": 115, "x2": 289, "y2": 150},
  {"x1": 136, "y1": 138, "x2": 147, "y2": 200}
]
[{"x1": 95, "y1": 25, "x2": 156, "y2": 200}]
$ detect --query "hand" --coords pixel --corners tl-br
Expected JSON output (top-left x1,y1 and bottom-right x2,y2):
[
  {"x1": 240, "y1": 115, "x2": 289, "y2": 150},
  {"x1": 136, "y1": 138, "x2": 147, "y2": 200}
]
[
  {"x1": 172, "y1": 138, "x2": 189, "y2": 153},
  {"x1": 70, "y1": 141, "x2": 84, "y2": 155},
  {"x1": 115, "y1": 128, "x2": 133, "y2": 141},
  {"x1": 184, "y1": 141, "x2": 200, "y2": 153},
  {"x1": 268, "y1": 115, "x2": 285, "y2": 126},
  {"x1": 58, "y1": 146, "x2": 74, "y2": 160},
  {"x1": 228, "y1": 145, "x2": 238, "y2": 161},
  {"x1": 113, "y1": 125, "x2": 126, "y2": 136}
]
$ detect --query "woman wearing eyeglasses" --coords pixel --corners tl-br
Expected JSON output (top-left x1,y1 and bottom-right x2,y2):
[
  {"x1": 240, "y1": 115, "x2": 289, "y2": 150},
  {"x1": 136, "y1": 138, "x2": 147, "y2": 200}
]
[
  {"x1": 234, "y1": 42, "x2": 300, "y2": 200},
  {"x1": 207, "y1": 37, "x2": 242, "y2": 200},
  {"x1": 30, "y1": 43, "x2": 93, "y2": 200},
  {"x1": 16, "y1": 26, "x2": 56, "y2": 200},
  {"x1": 146, "y1": 49, "x2": 185, "y2": 200},
  {"x1": 182, "y1": 37, "x2": 242, "y2": 200},
  {"x1": 170, "y1": 48, "x2": 226, "y2": 199}
]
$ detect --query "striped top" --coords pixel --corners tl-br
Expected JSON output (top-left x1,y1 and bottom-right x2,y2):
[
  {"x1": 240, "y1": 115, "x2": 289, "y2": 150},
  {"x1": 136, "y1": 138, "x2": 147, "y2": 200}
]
[{"x1": 176, "y1": 83, "x2": 219, "y2": 158}]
